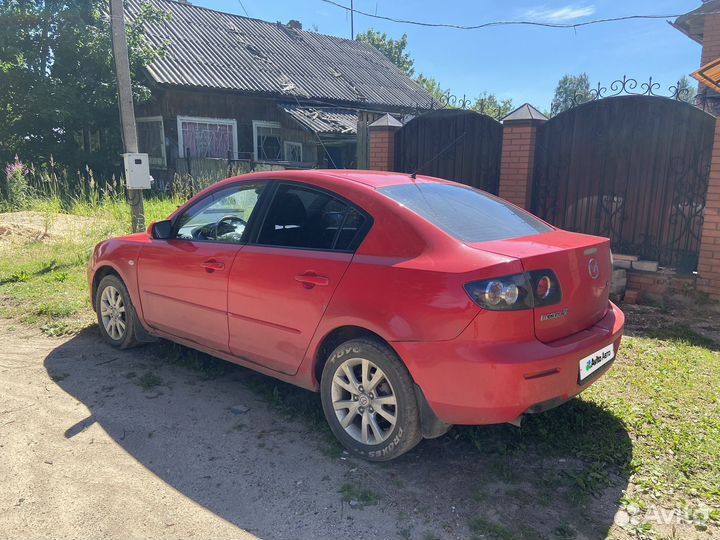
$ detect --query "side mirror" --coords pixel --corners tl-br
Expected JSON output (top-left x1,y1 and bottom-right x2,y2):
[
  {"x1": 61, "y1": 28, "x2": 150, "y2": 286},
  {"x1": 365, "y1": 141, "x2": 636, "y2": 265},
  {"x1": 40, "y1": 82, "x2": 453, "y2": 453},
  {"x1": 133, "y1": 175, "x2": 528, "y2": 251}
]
[{"x1": 149, "y1": 219, "x2": 173, "y2": 240}]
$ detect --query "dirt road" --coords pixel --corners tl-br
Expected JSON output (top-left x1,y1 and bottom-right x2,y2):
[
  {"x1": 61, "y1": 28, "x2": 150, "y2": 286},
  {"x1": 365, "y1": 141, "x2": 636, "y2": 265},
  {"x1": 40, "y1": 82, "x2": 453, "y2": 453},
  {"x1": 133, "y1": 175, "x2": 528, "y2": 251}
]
[{"x1": 0, "y1": 319, "x2": 630, "y2": 540}]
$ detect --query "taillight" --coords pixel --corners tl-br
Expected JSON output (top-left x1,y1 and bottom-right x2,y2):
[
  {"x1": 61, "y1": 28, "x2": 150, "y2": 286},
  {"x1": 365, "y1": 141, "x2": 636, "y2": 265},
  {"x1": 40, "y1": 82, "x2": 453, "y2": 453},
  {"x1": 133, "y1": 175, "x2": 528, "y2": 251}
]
[
  {"x1": 464, "y1": 270, "x2": 561, "y2": 311},
  {"x1": 464, "y1": 273, "x2": 532, "y2": 311},
  {"x1": 527, "y1": 269, "x2": 562, "y2": 307}
]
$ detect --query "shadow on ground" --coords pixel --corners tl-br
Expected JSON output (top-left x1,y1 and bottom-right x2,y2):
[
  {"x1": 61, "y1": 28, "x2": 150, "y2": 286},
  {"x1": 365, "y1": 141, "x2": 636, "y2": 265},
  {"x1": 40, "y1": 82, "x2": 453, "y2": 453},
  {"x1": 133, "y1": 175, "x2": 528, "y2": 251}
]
[{"x1": 45, "y1": 328, "x2": 632, "y2": 540}]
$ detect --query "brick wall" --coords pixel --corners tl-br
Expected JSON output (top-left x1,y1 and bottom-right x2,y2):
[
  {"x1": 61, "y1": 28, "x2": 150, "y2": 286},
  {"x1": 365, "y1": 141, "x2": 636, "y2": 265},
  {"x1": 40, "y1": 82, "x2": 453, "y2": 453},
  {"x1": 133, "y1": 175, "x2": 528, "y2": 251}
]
[
  {"x1": 498, "y1": 122, "x2": 541, "y2": 209},
  {"x1": 697, "y1": 11, "x2": 720, "y2": 300},
  {"x1": 697, "y1": 119, "x2": 720, "y2": 299},
  {"x1": 368, "y1": 127, "x2": 397, "y2": 171},
  {"x1": 701, "y1": 12, "x2": 720, "y2": 67},
  {"x1": 627, "y1": 270, "x2": 696, "y2": 299}
]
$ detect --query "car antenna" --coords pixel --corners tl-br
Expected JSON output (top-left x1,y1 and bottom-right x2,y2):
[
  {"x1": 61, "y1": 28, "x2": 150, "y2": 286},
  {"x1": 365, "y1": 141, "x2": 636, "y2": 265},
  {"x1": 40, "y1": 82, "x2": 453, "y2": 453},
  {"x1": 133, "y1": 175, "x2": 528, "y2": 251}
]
[{"x1": 410, "y1": 131, "x2": 467, "y2": 179}]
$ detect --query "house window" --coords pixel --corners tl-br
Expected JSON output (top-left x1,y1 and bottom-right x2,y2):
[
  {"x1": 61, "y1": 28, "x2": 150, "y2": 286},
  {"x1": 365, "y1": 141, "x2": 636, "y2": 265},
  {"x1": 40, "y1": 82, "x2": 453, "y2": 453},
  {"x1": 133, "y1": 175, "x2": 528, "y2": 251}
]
[
  {"x1": 137, "y1": 116, "x2": 166, "y2": 168},
  {"x1": 177, "y1": 116, "x2": 238, "y2": 159},
  {"x1": 284, "y1": 141, "x2": 303, "y2": 162},
  {"x1": 253, "y1": 121, "x2": 282, "y2": 161}
]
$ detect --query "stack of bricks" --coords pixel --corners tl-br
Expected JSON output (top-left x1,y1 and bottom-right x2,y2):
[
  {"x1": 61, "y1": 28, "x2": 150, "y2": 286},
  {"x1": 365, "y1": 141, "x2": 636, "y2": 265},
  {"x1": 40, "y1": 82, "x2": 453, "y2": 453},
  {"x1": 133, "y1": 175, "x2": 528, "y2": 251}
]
[{"x1": 626, "y1": 271, "x2": 697, "y2": 299}]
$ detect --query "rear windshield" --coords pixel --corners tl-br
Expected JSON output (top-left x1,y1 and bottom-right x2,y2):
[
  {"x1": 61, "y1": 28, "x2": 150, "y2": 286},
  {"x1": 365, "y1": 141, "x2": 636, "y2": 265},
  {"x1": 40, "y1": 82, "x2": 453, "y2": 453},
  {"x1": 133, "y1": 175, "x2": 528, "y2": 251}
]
[{"x1": 378, "y1": 183, "x2": 552, "y2": 243}]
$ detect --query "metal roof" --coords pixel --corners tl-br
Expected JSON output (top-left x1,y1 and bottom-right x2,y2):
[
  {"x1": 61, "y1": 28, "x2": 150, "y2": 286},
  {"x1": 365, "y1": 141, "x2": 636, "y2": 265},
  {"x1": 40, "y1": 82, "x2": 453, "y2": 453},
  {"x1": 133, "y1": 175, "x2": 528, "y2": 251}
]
[
  {"x1": 280, "y1": 105, "x2": 357, "y2": 135},
  {"x1": 126, "y1": 0, "x2": 434, "y2": 110},
  {"x1": 502, "y1": 103, "x2": 548, "y2": 122}
]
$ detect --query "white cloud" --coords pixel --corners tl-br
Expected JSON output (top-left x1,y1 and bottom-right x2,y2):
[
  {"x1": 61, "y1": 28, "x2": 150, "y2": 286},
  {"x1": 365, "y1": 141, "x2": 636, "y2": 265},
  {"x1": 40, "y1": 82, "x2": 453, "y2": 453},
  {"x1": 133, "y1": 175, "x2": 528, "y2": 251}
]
[{"x1": 524, "y1": 5, "x2": 596, "y2": 22}]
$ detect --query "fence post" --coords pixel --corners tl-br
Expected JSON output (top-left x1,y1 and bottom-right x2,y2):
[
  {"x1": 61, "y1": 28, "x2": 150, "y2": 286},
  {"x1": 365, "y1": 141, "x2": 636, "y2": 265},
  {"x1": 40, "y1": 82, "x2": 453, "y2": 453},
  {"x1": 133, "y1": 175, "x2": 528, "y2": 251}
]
[
  {"x1": 698, "y1": 120, "x2": 720, "y2": 300},
  {"x1": 368, "y1": 114, "x2": 402, "y2": 171},
  {"x1": 498, "y1": 104, "x2": 547, "y2": 210}
]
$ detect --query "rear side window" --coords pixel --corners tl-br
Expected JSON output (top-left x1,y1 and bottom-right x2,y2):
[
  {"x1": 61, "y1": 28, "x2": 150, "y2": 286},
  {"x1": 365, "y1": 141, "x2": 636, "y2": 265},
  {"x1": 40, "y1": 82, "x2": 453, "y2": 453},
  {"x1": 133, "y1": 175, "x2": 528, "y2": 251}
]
[
  {"x1": 378, "y1": 183, "x2": 552, "y2": 243},
  {"x1": 257, "y1": 184, "x2": 368, "y2": 251}
]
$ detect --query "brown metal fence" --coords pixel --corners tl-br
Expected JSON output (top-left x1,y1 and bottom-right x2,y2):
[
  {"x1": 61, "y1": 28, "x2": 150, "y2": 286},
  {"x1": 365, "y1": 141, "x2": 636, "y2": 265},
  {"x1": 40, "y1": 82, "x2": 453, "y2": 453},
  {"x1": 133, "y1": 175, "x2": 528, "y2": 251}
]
[
  {"x1": 531, "y1": 95, "x2": 715, "y2": 271},
  {"x1": 394, "y1": 109, "x2": 502, "y2": 194}
]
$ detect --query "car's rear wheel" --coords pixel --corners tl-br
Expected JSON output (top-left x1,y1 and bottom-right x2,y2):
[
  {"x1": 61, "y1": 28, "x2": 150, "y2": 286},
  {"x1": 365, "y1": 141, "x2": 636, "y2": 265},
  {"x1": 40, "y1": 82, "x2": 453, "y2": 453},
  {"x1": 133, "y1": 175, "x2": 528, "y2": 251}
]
[
  {"x1": 95, "y1": 275, "x2": 141, "y2": 349},
  {"x1": 320, "y1": 338, "x2": 422, "y2": 461}
]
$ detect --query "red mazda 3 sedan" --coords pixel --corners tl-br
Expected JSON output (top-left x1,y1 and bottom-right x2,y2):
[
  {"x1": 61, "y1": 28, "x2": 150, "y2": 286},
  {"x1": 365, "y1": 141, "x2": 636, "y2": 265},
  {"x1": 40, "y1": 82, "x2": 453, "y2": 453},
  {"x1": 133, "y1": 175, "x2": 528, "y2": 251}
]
[{"x1": 88, "y1": 170, "x2": 624, "y2": 460}]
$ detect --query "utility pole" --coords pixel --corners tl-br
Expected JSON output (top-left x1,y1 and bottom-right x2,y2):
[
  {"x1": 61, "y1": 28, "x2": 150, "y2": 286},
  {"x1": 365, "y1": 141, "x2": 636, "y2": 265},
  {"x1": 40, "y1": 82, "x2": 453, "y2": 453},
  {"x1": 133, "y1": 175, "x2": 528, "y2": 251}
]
[
  {"x1": 110, "y1": 0, "x2": 145, "y2": 232},
  {"x1": 350, "y1": 0, "x2": 354, "y2": 39}
]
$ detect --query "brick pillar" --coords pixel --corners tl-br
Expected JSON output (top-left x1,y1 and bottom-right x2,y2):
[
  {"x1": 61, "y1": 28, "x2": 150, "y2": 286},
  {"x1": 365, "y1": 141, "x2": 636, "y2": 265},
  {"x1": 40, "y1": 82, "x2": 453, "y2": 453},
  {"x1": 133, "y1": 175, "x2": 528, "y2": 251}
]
[
  {"x1": 498, "y1": 104, "x2": 547, "y2": 209},
  {"x1": 693, "y1": 10, "x2": 720, "y2": 299},
  {"x1": 698, "y1": 119, "x2": 720, "y2": 300},
  {"x1": 701, "y1": 12, "x2": 720, "y2": 71},
  {"x1": 368, "y1": 114, "x2": 402, "y2": 171}
]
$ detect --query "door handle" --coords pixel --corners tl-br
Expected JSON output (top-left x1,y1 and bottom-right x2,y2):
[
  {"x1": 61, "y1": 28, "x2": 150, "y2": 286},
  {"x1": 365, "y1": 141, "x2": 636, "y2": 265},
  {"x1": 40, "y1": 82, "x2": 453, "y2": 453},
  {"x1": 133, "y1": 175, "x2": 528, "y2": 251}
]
[
  {"x1": 201, "y1": 259, "x2": 225, "y2": 272},
  {"x1": 295, "y1": 272, "x2": 329, "y2": 288}
]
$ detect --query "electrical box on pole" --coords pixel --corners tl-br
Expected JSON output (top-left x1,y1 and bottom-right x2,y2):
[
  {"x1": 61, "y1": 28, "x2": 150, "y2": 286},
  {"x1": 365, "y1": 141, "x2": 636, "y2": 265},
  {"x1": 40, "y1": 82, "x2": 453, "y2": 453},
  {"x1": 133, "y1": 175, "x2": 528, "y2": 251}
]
[{"x1": 122, "y1": 153, "x2": 152, "y2": 189}]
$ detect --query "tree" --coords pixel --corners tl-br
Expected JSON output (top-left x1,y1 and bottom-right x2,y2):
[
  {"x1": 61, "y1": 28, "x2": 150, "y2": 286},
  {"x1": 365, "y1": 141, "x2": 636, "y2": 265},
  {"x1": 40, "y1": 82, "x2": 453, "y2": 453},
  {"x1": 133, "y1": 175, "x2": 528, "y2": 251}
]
[
  {"x1": 472, "y1": 92, "x2": 513, "y2": 120},
  {"x1": 415, "y1": 73, "x2": 448, "y2": 104},
  {"x1": 0, "y1": 1, "x2": 170, "y2": 175},
  {"x1": 550, "y1": 73, "x2": 591, "y2": 116},
  {"x1": 675, "y1": 75, "x2": 697, "y2": 104},
  {"x1": 356, "y1": 29, "x2": 414, "y2": 77}
]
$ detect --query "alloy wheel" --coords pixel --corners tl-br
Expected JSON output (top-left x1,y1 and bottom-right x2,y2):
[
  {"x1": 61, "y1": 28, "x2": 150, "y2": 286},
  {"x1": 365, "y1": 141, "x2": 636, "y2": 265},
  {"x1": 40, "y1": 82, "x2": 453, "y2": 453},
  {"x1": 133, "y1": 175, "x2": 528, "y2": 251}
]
[
  {"x1": 330, "y1": 357, "x2": 398, "y2": 445},
  {"x1": 100, "y1": 285, "x2": 126, "y2": 340}
]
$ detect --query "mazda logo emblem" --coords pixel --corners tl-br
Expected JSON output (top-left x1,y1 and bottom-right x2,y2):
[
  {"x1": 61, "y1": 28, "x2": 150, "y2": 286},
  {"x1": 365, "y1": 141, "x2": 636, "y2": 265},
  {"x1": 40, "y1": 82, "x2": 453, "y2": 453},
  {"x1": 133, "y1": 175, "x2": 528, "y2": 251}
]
[{"x1": 588, "y1": 258, "x2": 600, "y2": 279}]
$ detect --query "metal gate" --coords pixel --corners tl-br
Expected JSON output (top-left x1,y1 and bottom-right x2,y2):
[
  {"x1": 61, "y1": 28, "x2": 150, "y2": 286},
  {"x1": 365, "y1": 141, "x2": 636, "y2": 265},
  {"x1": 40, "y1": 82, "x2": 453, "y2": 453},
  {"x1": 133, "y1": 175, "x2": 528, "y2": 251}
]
[
  {"x1": 394, "y1": 109, "x2": 502, "y2": 194},
  {"x1": 532, "y1": 95, "x2": 715, "y2": 271}
]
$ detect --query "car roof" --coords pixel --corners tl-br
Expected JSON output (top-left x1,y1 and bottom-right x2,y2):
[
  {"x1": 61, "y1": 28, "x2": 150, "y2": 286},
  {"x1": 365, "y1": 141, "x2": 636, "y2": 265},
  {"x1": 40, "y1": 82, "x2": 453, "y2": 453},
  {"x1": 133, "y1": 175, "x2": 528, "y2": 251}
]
[{"x1": 229, "y1": 169, "x2": 453, "y2": 189}]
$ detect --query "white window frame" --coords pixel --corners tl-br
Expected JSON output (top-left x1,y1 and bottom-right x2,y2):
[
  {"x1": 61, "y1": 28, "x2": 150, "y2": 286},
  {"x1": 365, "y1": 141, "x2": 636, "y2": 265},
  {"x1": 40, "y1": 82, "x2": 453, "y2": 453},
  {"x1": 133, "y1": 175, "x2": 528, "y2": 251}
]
[
  {"x1": 284, "y1": 141, "x2": 303, "y2": 162},
  {"x1": 253, "y1": 120, "x2": 282, "y2": 161},
  {"x1": 136, "y1": 116, "x2": 167, "y2": 169},
  {"x1": 177, "y1": 115, "x2": 238, "y2": 159}
]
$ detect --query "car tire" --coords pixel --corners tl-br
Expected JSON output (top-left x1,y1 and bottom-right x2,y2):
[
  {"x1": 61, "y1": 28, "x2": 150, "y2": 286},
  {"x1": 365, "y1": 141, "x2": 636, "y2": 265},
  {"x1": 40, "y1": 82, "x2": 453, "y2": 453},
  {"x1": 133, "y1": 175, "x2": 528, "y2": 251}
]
[
  {"x1": 320, "y1": 338, "x2": 422, "y2": 461},
  {"x1": 95, "y1": 274, "x2": 141, "y2": 349}
]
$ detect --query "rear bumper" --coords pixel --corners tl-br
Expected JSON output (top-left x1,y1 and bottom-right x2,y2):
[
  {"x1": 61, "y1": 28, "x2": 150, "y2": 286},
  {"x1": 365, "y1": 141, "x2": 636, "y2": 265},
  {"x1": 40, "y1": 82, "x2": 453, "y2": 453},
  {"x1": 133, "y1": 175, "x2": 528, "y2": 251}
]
[{"x1": 393, "y1": 301, "x2": 625, "y2": 425}]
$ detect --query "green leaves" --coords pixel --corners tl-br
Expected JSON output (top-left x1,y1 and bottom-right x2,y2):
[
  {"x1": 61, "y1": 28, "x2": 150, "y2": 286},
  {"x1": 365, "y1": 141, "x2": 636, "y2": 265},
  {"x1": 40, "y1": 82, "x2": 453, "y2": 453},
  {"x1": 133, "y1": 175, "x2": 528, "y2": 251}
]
[
  {"x1": 356, "y1": 28, "x2": 415, "y2": 77},
  {"x1": 0, "y1": 0, "x2": 171, "y2": 174}
]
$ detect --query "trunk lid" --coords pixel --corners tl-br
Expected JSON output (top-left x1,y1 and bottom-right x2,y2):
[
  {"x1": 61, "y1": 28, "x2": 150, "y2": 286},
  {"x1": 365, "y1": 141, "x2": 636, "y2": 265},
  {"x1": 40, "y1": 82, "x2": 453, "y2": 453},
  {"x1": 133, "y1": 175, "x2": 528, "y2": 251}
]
[{"x1": 470, "y1": 230, "x2": 611, "y2": 343}]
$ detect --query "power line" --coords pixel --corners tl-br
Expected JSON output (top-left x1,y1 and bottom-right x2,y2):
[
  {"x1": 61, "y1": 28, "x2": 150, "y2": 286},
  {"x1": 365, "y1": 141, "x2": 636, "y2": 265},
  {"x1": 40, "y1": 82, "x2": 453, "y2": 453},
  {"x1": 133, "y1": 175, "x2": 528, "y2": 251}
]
[
  {"x1": 237, "y1": 0, "x2": 249, "y2": 17},
  {"x1": 320, "y1": 0, "x2": 684, "y2": 31}
]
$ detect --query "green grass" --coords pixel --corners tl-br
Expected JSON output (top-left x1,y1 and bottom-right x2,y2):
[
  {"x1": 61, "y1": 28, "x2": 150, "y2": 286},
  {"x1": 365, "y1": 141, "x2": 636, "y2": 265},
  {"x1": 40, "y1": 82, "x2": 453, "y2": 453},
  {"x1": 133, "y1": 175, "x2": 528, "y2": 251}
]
[
  {"x1": 340, "y1": 483, "x2": 379, "y2": 508},
  {"x1": 136, "y1": 371, "x2": 163, "y2": 391},
  {"x1": 0, "y1": 196, "x2": 182, "y2": 334}
]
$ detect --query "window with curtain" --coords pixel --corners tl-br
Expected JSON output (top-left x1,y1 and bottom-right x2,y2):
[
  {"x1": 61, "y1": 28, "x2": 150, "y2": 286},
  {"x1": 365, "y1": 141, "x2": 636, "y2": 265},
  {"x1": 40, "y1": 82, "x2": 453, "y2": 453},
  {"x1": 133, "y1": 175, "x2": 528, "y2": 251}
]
[{"x1": 178, "y1": 117, "x2": 237, "y2": 159}]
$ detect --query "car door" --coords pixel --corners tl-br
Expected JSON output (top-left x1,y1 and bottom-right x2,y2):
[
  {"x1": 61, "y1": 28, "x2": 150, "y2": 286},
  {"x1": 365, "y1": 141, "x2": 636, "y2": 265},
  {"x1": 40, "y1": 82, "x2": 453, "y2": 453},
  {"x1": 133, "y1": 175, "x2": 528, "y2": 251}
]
[
  {"x1": 227, "y1": 182, "x2": 371, "y2": 375},
  {"x1": 137, "y1": 182, "x2": 267, "y2": 352}
]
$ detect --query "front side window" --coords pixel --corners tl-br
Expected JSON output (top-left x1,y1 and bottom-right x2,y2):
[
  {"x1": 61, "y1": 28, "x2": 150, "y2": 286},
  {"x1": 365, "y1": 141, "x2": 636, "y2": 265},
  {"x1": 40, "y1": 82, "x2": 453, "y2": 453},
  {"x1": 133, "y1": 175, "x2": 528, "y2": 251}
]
[
  {"x1": 257, "y1": 184, "x2": 368, "y2": 251},
  {"x1": 175, "y1": 183, "x2": 265, "y2": 243},
  {"x1": 178, "y1": 116, "x2": 237, "y2": 159},
  {"x1": 378, "y1": 183, "x2": 552, "y2": 243}
]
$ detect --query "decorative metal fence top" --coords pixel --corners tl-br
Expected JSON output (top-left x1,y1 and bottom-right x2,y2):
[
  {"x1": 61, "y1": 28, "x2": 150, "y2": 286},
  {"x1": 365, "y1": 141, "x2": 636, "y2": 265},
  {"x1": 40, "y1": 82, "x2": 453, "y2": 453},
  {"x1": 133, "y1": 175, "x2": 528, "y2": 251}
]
[
  {"x1": 568, "y1": 76, "x2": 694, "y2": 108},
  {"x1": 413, "y1": 76, "x2": 698, "y2": 117},
  {"x1": 433, "y1": 92, "x2": 473, "y2": 110}
]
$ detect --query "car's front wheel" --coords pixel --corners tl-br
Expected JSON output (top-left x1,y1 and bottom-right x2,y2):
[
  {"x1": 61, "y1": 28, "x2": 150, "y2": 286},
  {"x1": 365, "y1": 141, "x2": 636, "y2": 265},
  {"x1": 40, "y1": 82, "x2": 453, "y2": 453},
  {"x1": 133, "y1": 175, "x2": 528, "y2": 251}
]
[
  {"x1": 320, "y1": 338, "x2": 422, "y2": 461},
  {"x1": 95, "y1": 274, "x2": 141, "y2": 349}
]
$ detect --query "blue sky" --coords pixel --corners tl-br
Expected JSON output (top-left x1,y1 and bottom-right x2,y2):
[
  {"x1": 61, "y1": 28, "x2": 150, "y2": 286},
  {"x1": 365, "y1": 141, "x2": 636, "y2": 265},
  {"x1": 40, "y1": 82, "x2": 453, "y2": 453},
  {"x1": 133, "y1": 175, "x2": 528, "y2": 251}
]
[{"x1": 192, "y1": 0, "x2": 702, "y2": 110}]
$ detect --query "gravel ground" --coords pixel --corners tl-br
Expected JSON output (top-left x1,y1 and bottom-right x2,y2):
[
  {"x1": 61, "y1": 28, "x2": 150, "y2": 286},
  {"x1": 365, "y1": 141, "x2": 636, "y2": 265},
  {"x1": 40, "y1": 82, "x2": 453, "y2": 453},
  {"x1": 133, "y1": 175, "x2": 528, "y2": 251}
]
[{"x1": 0, "y1": 318, "x2": 636, "y2": 540}]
